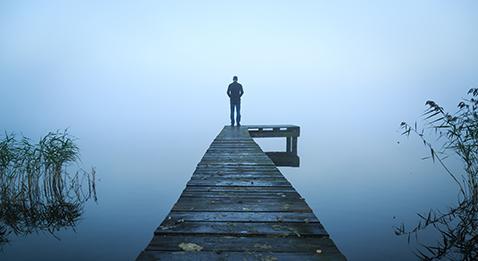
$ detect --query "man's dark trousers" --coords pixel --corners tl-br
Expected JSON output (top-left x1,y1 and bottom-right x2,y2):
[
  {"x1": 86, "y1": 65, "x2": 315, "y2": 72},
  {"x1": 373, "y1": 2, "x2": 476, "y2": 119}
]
[{"x1": 230, "y1": 101, "x2": 241, "y2": 126}]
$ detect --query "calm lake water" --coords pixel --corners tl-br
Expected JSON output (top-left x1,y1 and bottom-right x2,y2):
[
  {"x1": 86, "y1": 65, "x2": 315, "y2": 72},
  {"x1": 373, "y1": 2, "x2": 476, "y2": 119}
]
[{"x1": 0, "y1": 119, "x2": 461, "y2": 260}]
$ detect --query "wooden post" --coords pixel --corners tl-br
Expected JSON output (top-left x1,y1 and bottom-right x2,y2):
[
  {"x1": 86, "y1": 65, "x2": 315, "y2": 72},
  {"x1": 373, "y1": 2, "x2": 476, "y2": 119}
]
[
  {"x1": 292, "y1": 137, "x2": 298, "y2": 155},
  {"x1": 286, "y1": 137, "x2": 292, "y2": 152}
]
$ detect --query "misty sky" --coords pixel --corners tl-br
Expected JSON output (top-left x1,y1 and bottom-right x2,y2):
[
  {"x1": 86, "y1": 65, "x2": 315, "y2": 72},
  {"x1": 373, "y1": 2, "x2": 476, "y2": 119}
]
[
  {"x1": 1, "y1": 0, "x2": 477, "y2": 139},
  {"x1": 0, "y1": 0, "x2": 477, "y2": 181}
]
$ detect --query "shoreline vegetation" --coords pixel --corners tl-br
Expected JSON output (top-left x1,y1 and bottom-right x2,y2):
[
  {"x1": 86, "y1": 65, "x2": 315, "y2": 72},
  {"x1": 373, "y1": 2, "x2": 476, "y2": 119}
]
[
  {"x1": 0, "y1": 130, "x2": 96, "y2": 245},
  {"x1": 398, "y1": 88, "x2": 478, "y2": 260}
]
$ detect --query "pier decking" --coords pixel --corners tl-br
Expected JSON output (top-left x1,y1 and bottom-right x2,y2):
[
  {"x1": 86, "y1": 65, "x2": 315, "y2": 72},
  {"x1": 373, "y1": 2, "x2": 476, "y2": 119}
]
[{"x1": 137, "y1": 126, "x2": 345, "y2": 260}]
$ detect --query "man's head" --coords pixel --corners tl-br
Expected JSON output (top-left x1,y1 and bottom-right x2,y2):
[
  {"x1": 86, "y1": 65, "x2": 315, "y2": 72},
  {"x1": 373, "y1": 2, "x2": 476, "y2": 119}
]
[{"x1": 233, "y1": 76, "x2": 238, "y2": 82}]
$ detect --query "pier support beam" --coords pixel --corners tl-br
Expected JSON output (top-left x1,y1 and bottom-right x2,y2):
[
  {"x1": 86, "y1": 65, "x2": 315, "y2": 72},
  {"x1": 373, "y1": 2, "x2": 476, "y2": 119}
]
[{"x1": 286, "y1": 136, "x2": 292, "y2": 153}]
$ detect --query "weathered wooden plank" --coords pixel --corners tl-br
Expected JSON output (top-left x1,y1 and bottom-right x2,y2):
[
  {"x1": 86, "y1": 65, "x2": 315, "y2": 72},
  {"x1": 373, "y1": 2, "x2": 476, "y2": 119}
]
[
  {"x1": 193, "y1": 169, "x2": 279, "y2": 174},
  {"x1": 172, "y1": 197, "x2": 311, "y2": 212},
  {"x1": 199, "y1": 158, "x2": 272, "y2": 163},
  {"x1": 192, "y1": 173, "x2": 283, "y2": 179},
  {"x1": 156, "y1": 221, "x2": 329, "y2": 237},
  {"x1": 201, "y1": 154, "x2": 267, "y2": 158},
  {"x1": 198, "y1": 161, "x2": 274, "y2": 165},
  {"x1": 138, "y1": 250, "x2": 345, "y2": 261},
  {"x1": 194, "y1": 167, "x2": 279, "y2": 172},
  {"x1": 197, "y1": 162, "x2": 274, "y2": 166},
  {"x1": 246, "y1": 124, "x2": 299, "y2": 129},
  {"x1": 200, "y1": 154, "x2": 270, "y2": 157},
  {"x1": 197, "y1": 163, "x2": 276, "y2": 167},
  {"x1": 189, "y1": 177, "x2": 289, "y2": 182},
  {"x1": 169, "y1": 206, "x2": 309, "y2": 213},
  {"x1": 174, "y1": 197, "x2": 307, "y2": 204},
  {"x1": 249, "y1": 130, "x2": 299, "y2": 138},
  {"x1": 184, "y1": 185, "x2": 297, "y2": 193},
  {"x1": 146, "y1": 235, "x2": 340, "y2": 253},
  {"x1": 164, "y1": 211, "x2": 320, "y2": 223},
  {"x1": 186, "y1": 180, "x2": 291, "y2": 187},
  {"x1": 202, "y1": 152, "x2": 268, "y2": 155},
  {"x1": 193, "y1": 168, "x2": 280, "y2": 172},
  {"x1": 181, "y1": 191, "x2": 301, "y2": 199},
  {"x1": 193, "y1": 170, "x2": 280, "y2": 174},
  {"x1": 190, "y1": 176, "x2": 283, "y2": 181},
  {"x1": 208, "y1": 144, "x2": 259, "y2": 147},
  {"x1": 191, "y1": 175, "x2": 282, "y2": 180},
  {"x1": 195, "y1": 164, "x2": 276, "y2": 168},
  {"x1": 206, "y1": 148, "x2": 259, "y2": 150}
]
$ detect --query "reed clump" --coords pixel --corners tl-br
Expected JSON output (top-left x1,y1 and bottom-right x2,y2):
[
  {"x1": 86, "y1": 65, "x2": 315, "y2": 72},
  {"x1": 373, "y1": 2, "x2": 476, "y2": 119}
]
[
  {"x1": 0, "y1": 130, "x2": 96, "y2": 245},
  {"x1": 397, "y1": 88, "x2": 478, "y2": 260}
]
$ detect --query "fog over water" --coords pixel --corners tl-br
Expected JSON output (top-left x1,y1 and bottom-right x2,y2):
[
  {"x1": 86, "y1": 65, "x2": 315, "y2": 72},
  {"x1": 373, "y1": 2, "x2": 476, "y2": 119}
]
[{"x1": 1, "y1": 1, "x2": 477, "y2": 260}]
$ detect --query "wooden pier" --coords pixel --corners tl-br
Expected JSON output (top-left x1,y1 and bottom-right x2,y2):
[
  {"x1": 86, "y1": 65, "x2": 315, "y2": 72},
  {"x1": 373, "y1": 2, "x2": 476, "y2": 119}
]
[{"x1": 137, "y1": 126, "x2": 345, "y2": 260}]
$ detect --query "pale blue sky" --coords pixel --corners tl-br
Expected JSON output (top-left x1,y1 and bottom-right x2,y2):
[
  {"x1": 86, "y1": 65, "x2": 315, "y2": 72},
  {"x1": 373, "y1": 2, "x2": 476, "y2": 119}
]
[{"x1": 1, "y1": 1, "x2": 477, "y2": 137}]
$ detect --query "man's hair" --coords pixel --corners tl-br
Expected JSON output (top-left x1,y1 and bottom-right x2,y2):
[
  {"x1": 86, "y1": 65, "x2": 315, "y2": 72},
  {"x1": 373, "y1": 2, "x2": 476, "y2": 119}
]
[{"x1": 233, "y1": 76, "x2": 238, "y2": 81}]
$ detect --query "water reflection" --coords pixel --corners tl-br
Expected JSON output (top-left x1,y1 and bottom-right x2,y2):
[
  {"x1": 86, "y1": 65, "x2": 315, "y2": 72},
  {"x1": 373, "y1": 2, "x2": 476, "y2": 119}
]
[
  {"x1": 0, "y1": 131, "x2": 96, "y2": 246},
  {"x1": 265, "y1": 152, "x2": 300, "y2": 167},
  {"x1": 247, "y1": 125, "x2": 300, "y2": 167}
]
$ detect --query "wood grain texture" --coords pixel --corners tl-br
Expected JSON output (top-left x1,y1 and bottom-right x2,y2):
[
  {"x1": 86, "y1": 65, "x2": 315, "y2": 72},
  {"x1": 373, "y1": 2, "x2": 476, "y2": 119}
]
[{"x1": 137, "y1": 126, "x2": 345, "y2": 260}]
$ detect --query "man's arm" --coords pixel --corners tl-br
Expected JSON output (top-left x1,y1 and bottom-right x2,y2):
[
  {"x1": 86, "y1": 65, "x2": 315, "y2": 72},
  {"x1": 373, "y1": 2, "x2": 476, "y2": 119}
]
[
  {"x1": 227, "y1": 85, "x2": 231, "y2": 97},
  {"x1": 239, "y1": 85, "x2": 244, "y2": 97}
]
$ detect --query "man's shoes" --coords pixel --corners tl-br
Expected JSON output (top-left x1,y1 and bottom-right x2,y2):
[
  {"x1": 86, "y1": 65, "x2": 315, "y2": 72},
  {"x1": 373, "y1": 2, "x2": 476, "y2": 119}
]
[
  {"x1": 231, "y1": 123, "x2": 235, "y2": 127},
  {"x1": 237, "y1": 123, "x2": 241, "y2": 127}
]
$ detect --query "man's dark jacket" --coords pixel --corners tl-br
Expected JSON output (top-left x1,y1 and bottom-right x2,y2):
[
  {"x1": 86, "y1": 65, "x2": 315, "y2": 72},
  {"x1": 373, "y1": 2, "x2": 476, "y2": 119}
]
[{"x1": 227, "y1": 82, "x2": 244, "y2": 103}]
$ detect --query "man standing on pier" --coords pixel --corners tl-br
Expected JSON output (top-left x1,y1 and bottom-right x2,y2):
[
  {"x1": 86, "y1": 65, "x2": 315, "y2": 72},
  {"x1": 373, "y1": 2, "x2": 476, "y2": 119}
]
[{"x1": 227, "y1": 76, "x2": 244, "y2": 126}]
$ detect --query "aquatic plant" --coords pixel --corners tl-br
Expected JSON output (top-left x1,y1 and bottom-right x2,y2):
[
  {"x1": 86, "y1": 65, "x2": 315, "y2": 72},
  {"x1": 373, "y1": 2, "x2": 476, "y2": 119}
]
[
  {"x1": 397, "y1": 89, "x2": 478, "y2": 260},
  {"x1": 0, "y1": 130, "x2": 96, "y2": 245}
]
